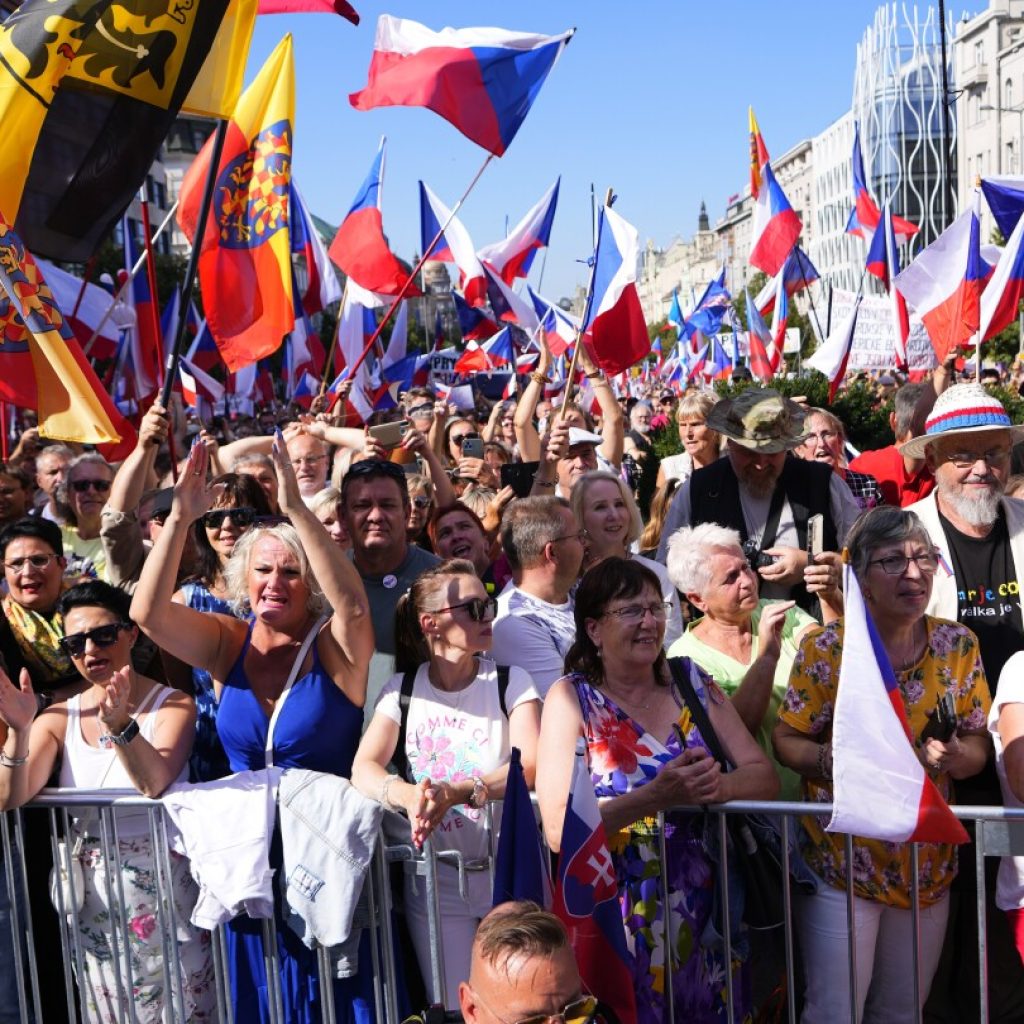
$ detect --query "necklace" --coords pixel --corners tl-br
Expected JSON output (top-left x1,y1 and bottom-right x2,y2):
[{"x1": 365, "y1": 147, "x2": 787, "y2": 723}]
[
  {"x1": 890, "y1": 620, "x2": 925, "y2": 672},
  {"x1": 604, "y1": 683, "x2": 655, "y2": 712}
]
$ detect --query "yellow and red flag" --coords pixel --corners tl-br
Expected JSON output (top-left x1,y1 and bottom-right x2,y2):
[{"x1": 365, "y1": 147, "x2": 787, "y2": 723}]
[
  {"x1": 0, "y1": 211, "x2": 125, "y2": 446},
  {"x1": 749, "y1": 106, "x2": 770, "y2": 200},
  {"x1": 179, "y1": 35, "x2": 295, "y2": 372}
]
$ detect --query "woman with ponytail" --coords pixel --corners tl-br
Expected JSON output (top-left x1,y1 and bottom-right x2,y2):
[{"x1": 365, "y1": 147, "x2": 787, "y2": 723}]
[{"x1": 352, "y1": 558, "x2": 541, "y2": 1010}]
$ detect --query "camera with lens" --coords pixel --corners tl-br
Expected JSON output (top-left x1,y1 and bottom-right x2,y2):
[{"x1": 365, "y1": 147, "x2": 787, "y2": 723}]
[{"x1": 742, "y1": 537, "x2": 777, "y2": 570}]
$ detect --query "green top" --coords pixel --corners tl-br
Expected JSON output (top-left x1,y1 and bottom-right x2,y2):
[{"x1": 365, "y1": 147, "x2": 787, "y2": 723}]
[{"x1": 667, "y1": 598, "x2": 814, "y2": 801}]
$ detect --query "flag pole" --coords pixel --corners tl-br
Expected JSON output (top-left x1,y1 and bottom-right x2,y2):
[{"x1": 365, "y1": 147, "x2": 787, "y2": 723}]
[
  {"x1": 556, "y1": 188, "x2": 612, "y2": 424},
  {"x1": 138, "y1": 183, "x2": 167, "y2": 392},
  {"x1": 318, "y1": 280, "x2": 348, "y2": 398},
  {"x1": 793, "y1": 247, "x2": 825, "y2": 344},
  {"x1": 335, "y1": 152, "x2": 495, "y2": 392},
  {"x1": 82, "y1": 202, "x2": 179, "y2": 357}
]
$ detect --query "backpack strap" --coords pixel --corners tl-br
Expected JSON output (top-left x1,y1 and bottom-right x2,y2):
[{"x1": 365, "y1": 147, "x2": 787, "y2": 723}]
[
  {"x1": 497, "y1": 664, "x2": 511, "y2": 720},
  {"x1": 392, "y1": 669, "x2": 417, "y2": 783}
]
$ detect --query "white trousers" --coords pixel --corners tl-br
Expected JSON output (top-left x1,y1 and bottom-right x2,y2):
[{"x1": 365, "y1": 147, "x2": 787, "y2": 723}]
[{"x1": 796, "y1": 879, "x2": 950, "y2": 1024}]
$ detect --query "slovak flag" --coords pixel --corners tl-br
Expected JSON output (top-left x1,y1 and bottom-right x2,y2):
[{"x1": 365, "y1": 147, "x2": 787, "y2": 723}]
[
  {"x1": 749, "y1": 162, "x2": 802, "y2": 277},
  {"x1": 806, "y1": 295, "x2": 862, "y2": 401},
  {"x1": 846, "y1": 121, "x2": 919, "y2": 244},
  {"x1": 349, "y1": 15, "x2": 574, "y2": 156},
  {"x1": 478, "y1": 178, "x2": 560, "y2": 283},
  {"x1": 744, "y1": 288, "x2": 775, "y2": 383},
  {"x1": 980, "y1": 198, "x2": 1024, "y2": 342},
  {"x1": 894, "y1": 191, "x2": 991, "y2": 363},
  {"x1": 865, "y1": 202, "x2": 911, "y2": 370},
  {"x1": 827, "y1": 561, "x2": 969, "y2": 846},
  {"x1": 330, "y1": 139, "x2": 422, "y2": 298},
  {"x1": 179, "y1": 357, "x2": 225, "y2": 409},
  {"x1": 420, "y1": 181, "x2": 488, "y2": 307},
  {"x1": 582, "y1": 204, "x2": 651, "y2": 376},
  {"x1": 553, "y1": 740, "x2": 637, "y2": 1024}
]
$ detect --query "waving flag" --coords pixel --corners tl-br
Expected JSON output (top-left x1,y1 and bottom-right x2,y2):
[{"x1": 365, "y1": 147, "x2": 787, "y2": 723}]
[
  {"x1": 257, "y1": 0, "x2": 359, "y2": 21},
  {"x1": 828, "y1": 561, "x2": 969, "y2": 845},
  {"x1": 894, "y1": 192, "x2": 990, "y2": 363},
  {"x1": 484, "y1": 266, "x2": 540, "y2": 331},
  {"x1": 420, "y1": 182, "x2": 488, "y2": 306},
  {"x1": 382, "y1": 301, "x2": 409, "y2": 368},
  {"x1": 329, "y1": 139, "x2": 421, "y2": 298},
  {"x1": 350, "y1": 15, "x2": 574, "y2": 156},
  {"x1": 0, "y1": 214, "x2": 121, "y2": 444},
  {"x1": 754, "y1": 246, "x2": 819, "y2": 317},
  {"x1": 553, "y1": 741, "x2": 637, "y2": 1024},
  {"x1": 981, "y1": 175, "x2": 1024, "y2": 237},
  {"x1": 749, "y1": 107, "x2": 770, "y2": 199},
  {"x1": 528, "y1": 286, "x2": 578, "y2": 355},
  {"x1": 179, "y1": 357, "x2": 225, "y2": 409},
  {"x1": 582, "y1": 205, "x2": 650, "y2": 376},
  {"x1": 452, "y1": 289, "x2": 499, "y2": 341},
  {"x1": 291, "y1": 183, "x2": 342, "y2": 316},
  {"x1": 979, "y1": 201, "x2": 1024, "y2": 342},
  {"x1": 121, "y1": 221, "x2": 162, "y2": 400},
  {"x1": 703, "y1": 335, "x2": 733, "y2": 381},
  {"x1": 37, "y1": 260, "x2": 119, "y2": 360},
  {"x1": 806, "y1": 294, "x2": 862, "y2": 401},
  {"x1": 769, "y1": 274, "x2": 788, "y2": 371},
  {"x1": 749, "y1": 163, "x2": 801, "y2": 277},
  {"x1": 478, "y1": 178, "x2": 560, "y2": 283},
  {"x1": 745, "y1": 289, "x2": 775, "y2": 382},
  {"x1": 866, "y1": 203, "x2": 911, "y2": 369},
  {"x1": 186, "y1": 317, "x2": 220, "y2": 373},
  {"x1": 685, "y1": 270, "x2": 731, "y2": 338},
  {"x1": 667, "y1": 289, "x2": 685, "y2": 338},
  {"x1": 846, "y1": 122, "x2": 919, "y2": 244},
  {"x1": 179, "y1": 35, "x2": 295, "y2": 372}
]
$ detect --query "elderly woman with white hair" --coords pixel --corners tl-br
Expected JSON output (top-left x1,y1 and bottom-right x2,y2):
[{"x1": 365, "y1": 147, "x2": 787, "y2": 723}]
[
  {"x1": 569, "y1": 470, "x2": 683, "y2": 648},
  {"x1": 665, "y1": 521, "x2": 839, "y2": 797}
]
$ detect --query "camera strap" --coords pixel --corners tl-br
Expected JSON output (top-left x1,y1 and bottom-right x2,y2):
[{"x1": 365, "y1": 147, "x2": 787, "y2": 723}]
[{"x1": 757, "y1": 483, "x2": 787, "y2": 552}]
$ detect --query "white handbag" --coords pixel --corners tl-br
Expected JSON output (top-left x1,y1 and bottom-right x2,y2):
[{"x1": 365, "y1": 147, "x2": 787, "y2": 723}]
[{"x1": 48, "y1": 836, "x2": 86, "y2": 916}]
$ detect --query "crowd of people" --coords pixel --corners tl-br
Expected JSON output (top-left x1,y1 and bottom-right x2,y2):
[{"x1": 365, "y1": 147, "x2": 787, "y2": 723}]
[{"x1": 1, "y1": 352, "x2": 1024, "y2": 1024}]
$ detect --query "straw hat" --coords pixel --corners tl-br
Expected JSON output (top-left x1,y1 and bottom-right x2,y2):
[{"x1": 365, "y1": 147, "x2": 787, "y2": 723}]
[
  {"x1": 705, "y1": 389, "x2": 809, "y2": 454},
  {"x1": 900, "y1": 382, "x2": 1024, "y2": 459}
]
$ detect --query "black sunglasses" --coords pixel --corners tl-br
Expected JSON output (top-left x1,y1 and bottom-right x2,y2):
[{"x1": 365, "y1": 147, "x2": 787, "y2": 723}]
[
  {"x1": 71, "y1": 478, "x2": 111, "y2": 494},
  {"x1": 346, "y1": 459, "x2": 407, "y2": 482},
  {"x1": 59, "y1": 622, "x2": 132, "y2": 658},
  {"x1": 202, "y1": 506, "x2": 257, "y2": 530},
  {"x1": 434, "y1": 597, "x2": 498, "y2": 623}
]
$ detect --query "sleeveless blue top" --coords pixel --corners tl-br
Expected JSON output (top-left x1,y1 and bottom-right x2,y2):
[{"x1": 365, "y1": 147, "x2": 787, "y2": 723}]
[{"x1": 216, "y1": 622, "x2": 364, "y2": 777}]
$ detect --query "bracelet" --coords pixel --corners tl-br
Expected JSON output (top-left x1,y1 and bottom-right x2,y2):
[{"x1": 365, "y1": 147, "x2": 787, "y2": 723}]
[
  {"x1": 816, "y1": 742, "x2": 832, "y2": 781},
  {"x1": 468, "y1": 776, "x2": 489, "y2": 810},
  {"x1": 0, "y1": 751, "x2": 28, "y2": 768},
  {"x1": 530, "y1": 372, "x2": 550, "y2": 385},
  {"x1": 380, "y1": 775, "x2": 399, "y2": 810}
]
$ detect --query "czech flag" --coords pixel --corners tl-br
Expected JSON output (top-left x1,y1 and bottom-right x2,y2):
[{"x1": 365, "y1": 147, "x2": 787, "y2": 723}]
[
  {"x1": 749, "y1": 162, "x2": 801, "y2": 277},
  {"x1": 846, "y1": 121, "x2": 919, "y2": 244},
  {"x1": 684, "y1": 269, "x2": 731, "y2": 339},
  {"x1": 528, "y1": 285, "x2": 578, "y2": 355},
  {"x1": 703, "y1": 334, "x2": 733, "y2": 382},
  {"x1": 381, "y1": 300, "x2": 408, "y2": 368},
  {"x1": 420, "y1": 181, "x2": 488, "y2": 307},
  {"x1": 827, "y1": 560, "x2": 969, "y2": 846},
  {"x1": 452, "y1": 288, "x2": 499, "y2": 341},
  {"x1": 178, "y1": 35, "x2": 295, "y2": 373},
  {"x1": 35, "y1": 260, "x2": 119, "y2": 360},
  {"x1": 291, "y1": 181, "x2": 342, "y2": 316},
  {"x1": 121, "y1": 220, "x2": 162, "y2": 400},
  {"x1": 553, "y1": 741, "x2": 637, "y2": 1024},
  {"x1": 979, "y1": 199, "x2": 1024, "y2": 342},
  {"x1": 329, "y1": 138, "x2": 422, "y2": 298},
  {"x1": 484, "y1": 265, "x2": 540, "y2": 331},
  {"x1": 894, "y1": 191, "x2": 991, "y2": 363},
  {"x1": 806, "y1": 295, "x2": 862, "y2": 401},
  {"x1": 769, "y1": 273, "x2": 788, "y2": 371},
  {"x1": 582, "y1": 204, "x2": 650, "y2": 377},
  {"x1": 744, "y1": 288, "x2": 775, "y2": 383},
  {"x1": 186, "y1": 316, "x2": 220, "y2": 373},
  {"x1": 478, "y1": 177, "x2": 560, "y2": 283},
  {"x1": 865, "y1": 202, "x2": 911, "y2": 370},
  {"x1": 454, "y1": 325, "x2": 514, "y2": 374},
  {"x1": 754, "y1": 246, "x2": 819, "y2": 317},
  {"x1": 981, "y1": 174, "x2": 1024, "y2": 237},
  {"x1": 350, "y1": 15, "x2": 574, "y2": 156},
  {"x1": 179, "y1": 357, "x2": 225, "y2": 409}
]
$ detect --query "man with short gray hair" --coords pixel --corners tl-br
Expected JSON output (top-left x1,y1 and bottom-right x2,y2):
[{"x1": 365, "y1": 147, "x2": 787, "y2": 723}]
[{"x1": 491, "y1": 497, "x2": 583, "y2": 696}]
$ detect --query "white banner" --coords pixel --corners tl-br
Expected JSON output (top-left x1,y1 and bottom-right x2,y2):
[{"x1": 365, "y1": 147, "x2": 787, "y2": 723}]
[
  {"x1": 428, "y1": 348, "x2": 459, "y2": 386},
  {"x1": 824, "y1": 289, "x2": 937, "y2": 371}
]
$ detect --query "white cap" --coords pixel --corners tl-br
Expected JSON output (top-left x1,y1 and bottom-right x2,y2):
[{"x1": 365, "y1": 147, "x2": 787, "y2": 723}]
[{"x1": 568, "y1": 427, "x2": 603, "y2": 448}]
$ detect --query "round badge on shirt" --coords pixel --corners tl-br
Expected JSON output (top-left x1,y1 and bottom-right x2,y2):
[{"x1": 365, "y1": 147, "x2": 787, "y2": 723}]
[{"x1": 383, "y1": 574, "x2": 398, "y2": 589}]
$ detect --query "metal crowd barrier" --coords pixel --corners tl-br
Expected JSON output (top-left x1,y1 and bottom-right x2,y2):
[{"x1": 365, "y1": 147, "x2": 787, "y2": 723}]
[{"x1": 2, "y1": 791, "x2": 1023, "y2": 1024}]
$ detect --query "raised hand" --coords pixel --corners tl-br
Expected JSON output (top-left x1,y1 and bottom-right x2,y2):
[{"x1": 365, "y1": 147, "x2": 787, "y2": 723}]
[
  {"x1": 0, "y1": 668, "x2": 37, "y2": 734},
  {"x1": 172, "y1": 441, "x2": 216, "y2": 525},
  {"x1": 270, "y1": 428, "x2": 304, "y2": 516},
  {"x1": 756, "y1": 600, "x2": 795, "y2": 662},
  {"x1": 97, "y1": 666, "x2": 133, "y2": 736}
]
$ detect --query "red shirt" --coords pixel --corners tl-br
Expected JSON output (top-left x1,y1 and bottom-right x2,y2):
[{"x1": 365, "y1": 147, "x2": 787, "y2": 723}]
[{"x1": 848, "y1": 444, "x2": 935, "y2": 508}]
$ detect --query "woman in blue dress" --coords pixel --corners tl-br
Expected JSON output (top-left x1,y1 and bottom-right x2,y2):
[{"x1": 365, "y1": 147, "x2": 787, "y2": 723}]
[
  {"x1": 172, "y1": 472, "x2": 270, "y2": 782},
  {"x1": 132, "y1": 436, "x2": 375, "y2": 1024}
]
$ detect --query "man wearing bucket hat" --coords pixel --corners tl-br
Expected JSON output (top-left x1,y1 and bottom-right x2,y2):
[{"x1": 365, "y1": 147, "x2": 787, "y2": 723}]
[{"x1": 656, "y1": 388, "x2": 859, "y2": 612}]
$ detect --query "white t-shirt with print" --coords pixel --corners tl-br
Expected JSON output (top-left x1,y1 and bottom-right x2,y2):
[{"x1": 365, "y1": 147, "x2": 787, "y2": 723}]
[
  {"x1": 491, "y1": 586, "x2": 576, "y2": 696},
  {"x1": 376, "y1": 658, "x2": 539, "y2": 862},
  {"x1": 989, "y1": 653, "x2": 1024, "y2": 911}
]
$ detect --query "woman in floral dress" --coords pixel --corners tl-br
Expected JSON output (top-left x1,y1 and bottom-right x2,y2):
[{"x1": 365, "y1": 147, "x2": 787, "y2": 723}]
[
  {"x1": 538, "y1": 558, "x2": 778, "y2": 1024},
  {"x1": 774, "y1": 506, "x2": 991, "y2": 1023}
]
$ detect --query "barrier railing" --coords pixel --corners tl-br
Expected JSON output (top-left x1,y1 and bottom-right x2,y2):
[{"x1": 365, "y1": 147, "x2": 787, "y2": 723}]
[{"x1": 2, "y1": 791, "x2": 1022, "y2": 1024}]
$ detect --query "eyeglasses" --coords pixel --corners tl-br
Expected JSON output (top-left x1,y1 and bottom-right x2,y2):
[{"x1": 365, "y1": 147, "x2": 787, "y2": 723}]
[
  {"x1": 943, "y1": 448, "x2": 1011, "y2": 469},
  {"x1": 867, "y1": 551, "x2": 940, "y2": 576},
  {"x1": 4, "y1": 553, "x2": 58, "y2": 573},
  {"x1": 59, "y1": 622, "x2": 132, "y2": 658},
  {"x1": 434, "y1": 596, "x2": 498, "y2": 623},
  {"x1": 71, "y1": 478, "x2": 111, "y2": 494},
  {"x1": 603, "y1": 601, "x2": 672, "y2": 623},
  {"x1": 411, "y1": 496, "x2": 432, "y2": 510},
  {"x1": 550, "y1": 530, "x2": 587, "y2": 546},
  {"x1": 473, "y1": 991, "x2": 598, "y2": 1024},
  {"x1": 291, "y1": 455, "x2": 326, "y2": 468},
  {"x1": 407, "y1": 404, "x2": 433, "y2": 418},
  {"x1": 804, "y1": 430, "x2": 839, "y2": 444},
  {"x1": 203, "y1": 506, "x2": 257, "y2": 530}
]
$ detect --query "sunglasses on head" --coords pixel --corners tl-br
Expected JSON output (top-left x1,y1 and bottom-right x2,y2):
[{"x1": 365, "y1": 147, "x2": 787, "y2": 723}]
[
  {"x1": 59, "y1": 622, "x2": 132, "y2": 658},
  {"x1": 346, "y1": 459, "x2": 407, "y2": 482},
  {"x1": 202, "y1": 506, "x2": 257, "y2": 530},
  {"x1": 434, "y1": 596, "x2": 498, "y2": 623},
  {"x1": 71, "y1": 478, "x2": 111, "y2": 494}
]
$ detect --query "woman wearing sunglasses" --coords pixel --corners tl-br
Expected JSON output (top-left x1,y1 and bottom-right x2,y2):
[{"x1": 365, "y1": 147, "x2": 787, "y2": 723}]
[
  {"x1": 537, "y1": 558, "x2": 778, "y2": 1024},
  {"x1": 56, "y1": 453, "x2": 115, "y2": 581},
  {"x1": 172, "y1": 473, "x2": 270, "y2": 782},
  {"x1": 132, "y1": 436, "x2": 375, "y2": 1024},
  {"x1": 352, "y1": 559, "x2": 542, "y2": 1009},
  {"x1": 0, "y1": 579, "x2": 212, "y2": 1023}
]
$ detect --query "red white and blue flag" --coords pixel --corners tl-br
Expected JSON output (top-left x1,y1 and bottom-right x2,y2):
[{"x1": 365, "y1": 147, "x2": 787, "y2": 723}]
[
  {"x1": 452, "y1": 289, "x2": 499, "y2": 341},
  {"x1": 703, "y1": 334, "x2": 733, "y2": 381},
  {"x1": 582, "y1": 205, "x2": 650, "y2": 376},
  {"x1": 454, "y1": 325, "x2": 514, "y2": 374},
  {"x1": 350, "y1": 16, "x2": 574, "y2": 156},
  {"x1": 528, "y1": 286, "x2": 578, "y2": 356},
  {"x1": 769, "y1": 273, "x2": 788, "y2": 372},
  {"x1": 381, "y1": 300, "x2": 409, "y2": 369},
  {"x1": 754, "y1": 246, "x2": 819, "y2": 317},
  {"x1": 420, "y1": 181, "x2": 488, "y2": 307},
  {"x1": 981, "y1": 174, "x2": 1024, "y2": 237},
  {"x1": 895, "y1": 191, "x2": 992, "y2": 363},
  {"x1": 827, "y1": 561, "x2": 969, "y2": 845},
  {"x1": 484, "y1": 265, "x2": 540, "y2": 331},
  {"x1": 478, "y1": 177, "x2": 560, "y2": 283},
  {"x1": 744, "y1": 288, "x2": 775, "y2": 383},
  {"x1": 291, "y1": 182, "x2": 343, "y2": 316},
  {"x1": 865, "y1": 202, "x2": 911, "y2": 370},
  {"x1": 121, "y1": 220, "x2": 162, "y2": 400},
  {"x1": 553, "y1": 741, "x2": 637, "y2": 1024},
  {"x1": 749, "y1": 162, "x2": 802, "y2": 277},
  {"x1": 980, "y1": 198, "x2": 1024, "y2": 342},
  {"x1": 329, "y1": 139, "x2": 422, "y2": 298},
  {"x1": 846, "y1": 121, "x2": 919, "y2": 244},
  {"x1": 806, "y1": 295, "x2": 862, "y2": 401},
  {"x1": 179, "y1": 357, "x2": 225, "y2": 410}
]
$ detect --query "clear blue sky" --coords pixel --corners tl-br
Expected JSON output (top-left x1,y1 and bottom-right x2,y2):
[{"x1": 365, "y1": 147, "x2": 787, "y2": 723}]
[{"x1": 243, "y1": 1, "x2": 982, "y2": 304}]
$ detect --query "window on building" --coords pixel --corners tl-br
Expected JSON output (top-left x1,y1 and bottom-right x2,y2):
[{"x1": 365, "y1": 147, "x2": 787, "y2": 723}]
[
  {"x1": 1009, "y1": 141, "x2": 1017, "y2": 173},
  {"x1": 976, "y1": 40, "x2": 985, "y2": 67},
  {"x1": 1008, "y1": 78, "x2": 1015, "y2": 110}
]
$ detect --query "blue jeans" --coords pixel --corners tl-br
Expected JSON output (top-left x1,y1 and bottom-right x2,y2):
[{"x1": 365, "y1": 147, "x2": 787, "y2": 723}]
[{"x1": 0, "y1": 854, "x2": 33, "y2": 1024}]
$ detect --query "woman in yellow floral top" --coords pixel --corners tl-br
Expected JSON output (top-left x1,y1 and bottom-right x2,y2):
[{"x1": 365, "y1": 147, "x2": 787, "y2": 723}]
[{"x1": 773, "y1": 505, "x2": 991, "y2": 1024}]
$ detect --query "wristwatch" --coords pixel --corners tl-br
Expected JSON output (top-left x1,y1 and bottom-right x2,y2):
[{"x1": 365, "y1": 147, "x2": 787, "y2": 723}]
[
  {"x1": 468, "y1": 776, "x2": 489, "y2": 809},
  {"x1": 107, "y1": 718, "x2": 140, "y2": 748}
]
